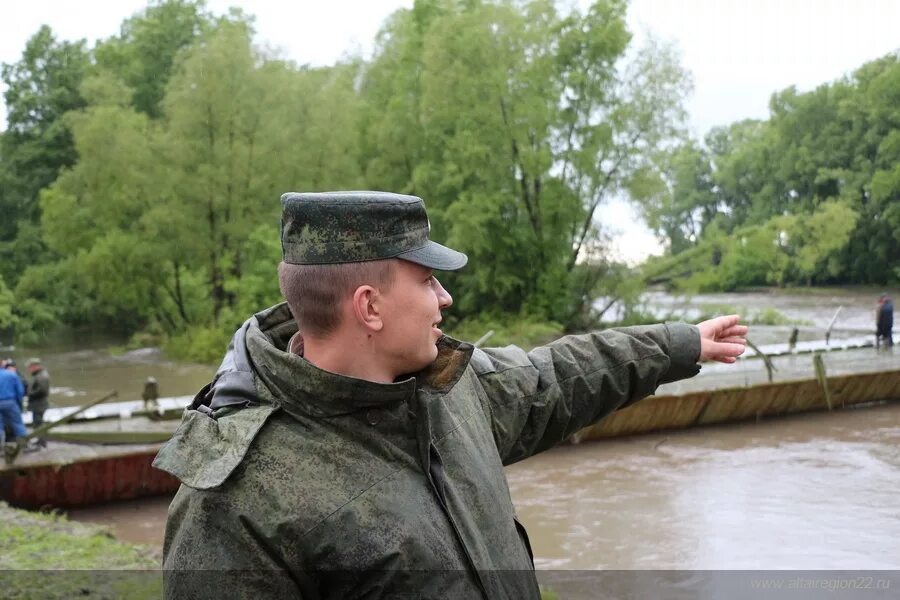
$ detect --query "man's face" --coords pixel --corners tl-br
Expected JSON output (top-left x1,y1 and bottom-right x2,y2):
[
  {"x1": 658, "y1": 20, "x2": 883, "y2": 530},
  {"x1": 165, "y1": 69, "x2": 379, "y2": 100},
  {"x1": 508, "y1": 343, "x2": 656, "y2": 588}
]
[{"x1": 376, "y1": 260, "x2": 453, "y2": 377}]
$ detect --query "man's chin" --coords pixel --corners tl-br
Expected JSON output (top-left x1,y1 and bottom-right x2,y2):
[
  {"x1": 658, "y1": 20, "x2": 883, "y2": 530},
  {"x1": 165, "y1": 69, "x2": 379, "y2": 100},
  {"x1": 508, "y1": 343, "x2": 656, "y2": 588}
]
[{"x1": 420, "y1": 347, "x2": 441, "y2": 370}]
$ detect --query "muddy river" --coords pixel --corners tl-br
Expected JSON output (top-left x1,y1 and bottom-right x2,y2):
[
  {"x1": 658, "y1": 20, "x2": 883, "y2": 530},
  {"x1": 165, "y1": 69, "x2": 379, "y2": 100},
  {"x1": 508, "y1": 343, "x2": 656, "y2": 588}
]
[
  {"x1": 8, "y1": 288, "x2": 900, "y2": 571},
  {"x1": 68, "y1": 402, "x2": 900, "y2": 574}
]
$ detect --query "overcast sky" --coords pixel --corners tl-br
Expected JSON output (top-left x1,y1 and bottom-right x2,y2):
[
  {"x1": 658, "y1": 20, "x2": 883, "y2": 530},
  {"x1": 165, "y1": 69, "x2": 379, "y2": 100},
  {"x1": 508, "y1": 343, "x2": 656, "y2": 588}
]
[{"x1": 3, "y1": 0, "x2": 899, "y2": 262}]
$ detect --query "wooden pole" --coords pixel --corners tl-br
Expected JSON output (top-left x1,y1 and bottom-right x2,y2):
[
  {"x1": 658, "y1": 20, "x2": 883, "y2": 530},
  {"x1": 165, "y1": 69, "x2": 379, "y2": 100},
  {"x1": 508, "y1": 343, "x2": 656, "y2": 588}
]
[
  {"x1": 825, "y1": 306, "x2": 842, "y2": 345},
  {"x1": 746, "y1": 338, "x2": 777, "y2": 382},
  {"x1": 4, "y1": 391, "x2": 118, "y2": 464},
  {"x1": 812, "y1": 354, "x2": 833, "y2": 411}
]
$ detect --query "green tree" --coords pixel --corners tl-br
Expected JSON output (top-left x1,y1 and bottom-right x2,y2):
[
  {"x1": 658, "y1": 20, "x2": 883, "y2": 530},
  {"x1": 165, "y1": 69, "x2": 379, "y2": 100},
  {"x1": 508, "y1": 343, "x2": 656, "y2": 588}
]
[
  {"x1": 639, "y1": 142, "x2": 716, "y2": 253},
  {"x1": 660, "y1": 51, "x2": 900, "y2": 287},
  {"x1": 791, "y1": 200, "x2": 859, "y2": 285},
  {"x1": 0, "y1": 25, "x2": 89, "y2": 284},
  {"x1": 0, "y1": 275, "x2": 16, "y2": 330},
  {"x1": 94, "y1": 0, "x2": 212, "y2": 118},
  {"x1": 362, "y1": 0, "x2": 689, "y2": 324},
  {"x1": 35, "y1": 72, "x2": 176, "y2": 331},
  {"x1": 160, "y1": 21, "x2": 364, "y2": 322},
  {"x1": 23, "y1": 10, "x2": 366, "y2": 344}
]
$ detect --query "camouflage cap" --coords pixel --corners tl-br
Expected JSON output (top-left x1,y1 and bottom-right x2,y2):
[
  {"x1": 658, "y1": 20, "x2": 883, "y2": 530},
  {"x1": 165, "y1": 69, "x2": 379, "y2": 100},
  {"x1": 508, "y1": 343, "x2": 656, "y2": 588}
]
[{"x1": 280, "y1": 191, "x2": 468, "y2": 270}]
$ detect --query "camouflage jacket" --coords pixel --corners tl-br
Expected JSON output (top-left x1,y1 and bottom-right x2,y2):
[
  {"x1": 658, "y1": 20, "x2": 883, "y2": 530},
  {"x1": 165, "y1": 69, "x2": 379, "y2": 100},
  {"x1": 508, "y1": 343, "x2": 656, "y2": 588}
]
[
  {"x1": 28, "y1": 369, "x2": 50, "y2": 410},
  {"x1": 155, "y1": 303, "x2": 701, "y2": 599}
]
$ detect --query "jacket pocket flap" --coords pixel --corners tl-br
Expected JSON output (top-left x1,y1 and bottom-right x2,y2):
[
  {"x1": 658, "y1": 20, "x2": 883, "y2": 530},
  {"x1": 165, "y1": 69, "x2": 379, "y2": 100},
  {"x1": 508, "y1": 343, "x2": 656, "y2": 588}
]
[{"x1": 152, "y1": 404, "x2": 278, "y2": 489}]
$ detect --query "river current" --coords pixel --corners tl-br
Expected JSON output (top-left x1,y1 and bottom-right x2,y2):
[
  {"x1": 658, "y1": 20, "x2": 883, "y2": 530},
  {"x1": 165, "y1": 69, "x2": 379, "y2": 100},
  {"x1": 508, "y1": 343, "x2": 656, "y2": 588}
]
[{"x1": 7, "y1": 288, "x2": 898, "y2": 571}]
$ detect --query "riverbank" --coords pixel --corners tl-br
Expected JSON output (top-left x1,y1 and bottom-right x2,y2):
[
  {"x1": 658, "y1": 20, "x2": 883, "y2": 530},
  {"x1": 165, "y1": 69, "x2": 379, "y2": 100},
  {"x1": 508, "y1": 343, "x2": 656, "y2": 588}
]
[
  {"x1": 2, "y1": 500, "x2": 563, "y2": 599},
  {"x1": 0, "y1": 501, "x2": 159, "y2": 599}
]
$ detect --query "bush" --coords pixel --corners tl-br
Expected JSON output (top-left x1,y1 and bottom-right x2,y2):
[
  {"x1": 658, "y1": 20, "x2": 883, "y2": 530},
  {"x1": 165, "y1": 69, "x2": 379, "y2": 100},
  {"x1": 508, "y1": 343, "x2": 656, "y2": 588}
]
[
  {"x1": 163, "y1": 323, "x2": 234, "y2": 364},
  {"x1": 448, "y1": 314, "x2": 564, "y2": 350}
]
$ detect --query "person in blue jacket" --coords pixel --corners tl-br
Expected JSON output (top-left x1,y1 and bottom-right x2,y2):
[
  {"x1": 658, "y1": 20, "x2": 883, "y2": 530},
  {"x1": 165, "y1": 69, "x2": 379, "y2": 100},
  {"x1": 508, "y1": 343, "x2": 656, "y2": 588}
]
[{"x1": 0, "y1": 362, "x2": 27, "y2": 445}]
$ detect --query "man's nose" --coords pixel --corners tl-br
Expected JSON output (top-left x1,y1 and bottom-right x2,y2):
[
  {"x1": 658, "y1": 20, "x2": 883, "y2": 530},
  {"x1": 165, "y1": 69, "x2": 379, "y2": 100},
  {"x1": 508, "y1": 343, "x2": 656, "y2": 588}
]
[{"x1": 434, "y1": 278, "x2": 453, "y2": 309}]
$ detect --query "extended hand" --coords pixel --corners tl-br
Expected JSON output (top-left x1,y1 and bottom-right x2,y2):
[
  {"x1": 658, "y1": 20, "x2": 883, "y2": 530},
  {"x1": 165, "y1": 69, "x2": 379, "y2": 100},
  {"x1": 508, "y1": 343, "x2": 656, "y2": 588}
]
[{"x1": 697, "y1": 315, "x2": 748, "y2": 363}]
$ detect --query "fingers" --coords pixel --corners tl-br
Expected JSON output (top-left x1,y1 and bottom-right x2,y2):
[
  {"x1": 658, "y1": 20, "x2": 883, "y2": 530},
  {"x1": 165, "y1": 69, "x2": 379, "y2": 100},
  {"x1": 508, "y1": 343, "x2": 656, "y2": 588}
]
[
  {"x1": 712, "y1": 341, "x2": 747, "y2": 357},
  {"x1": 713, "y1": 314, "x2": 742, "y2": 329},
  {"x1": 699, "y1": 338, "x2": 747, "y2": 362},
  {"x1": 697, "y1": 315, "x2": 745, "y2": 340},
  {"x1": 720, "y1": 324, "x2": 748, "y2": 338}
]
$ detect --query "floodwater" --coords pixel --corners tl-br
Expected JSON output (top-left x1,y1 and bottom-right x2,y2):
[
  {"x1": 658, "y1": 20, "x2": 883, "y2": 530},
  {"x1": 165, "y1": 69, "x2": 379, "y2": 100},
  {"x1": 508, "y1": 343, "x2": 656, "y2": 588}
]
[
  {"x1": 507, "y1": 402, "x2": 900, "y2": 570},
  {"x1": 18, "y1": 288, "x2": 900, "y2": 568},
  {"x1": 607, "y1": 286, "x2": 900, "y2": 347},
  {"x1": 5, "y1": 286, "x2": 896, "y2": 406},
  {"x1": 3, "y1": 345, "x2": 214, "y2": 408},
  {"x1": 68, "y1": 496, "x2": 172, "y2": 549},
  {"x1": 68, "y1": 401, "x2": 900, "y2": 573}
]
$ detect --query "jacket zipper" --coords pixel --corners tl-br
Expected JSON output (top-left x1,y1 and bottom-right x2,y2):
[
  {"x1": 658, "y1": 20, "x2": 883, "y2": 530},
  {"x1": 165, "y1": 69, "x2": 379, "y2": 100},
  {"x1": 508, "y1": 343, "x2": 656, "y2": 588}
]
[{"x1": 427, "y1": 442, "x2": 492, "y2": 599}]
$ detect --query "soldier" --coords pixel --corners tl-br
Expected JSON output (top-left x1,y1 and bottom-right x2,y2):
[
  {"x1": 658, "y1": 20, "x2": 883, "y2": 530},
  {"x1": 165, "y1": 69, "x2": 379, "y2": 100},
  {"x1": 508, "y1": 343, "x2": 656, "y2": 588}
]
[
  {"x1": 156, "y1": 191, "x2": 747, "y2": 599},
  {"x1": 142, "y1": 376, "x2": 160, "y2": 413},
  {"x1": 25, "y1": 358, "x2": 50, "y2": 448}
]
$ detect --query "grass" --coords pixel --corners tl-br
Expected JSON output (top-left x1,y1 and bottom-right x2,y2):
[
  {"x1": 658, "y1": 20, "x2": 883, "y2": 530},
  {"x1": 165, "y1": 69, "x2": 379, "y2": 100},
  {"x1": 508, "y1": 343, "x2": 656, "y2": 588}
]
[
  {"x1": 0, "y1": 502, "x2": 160, "y2": 599},
  {"x1": 540, "y1": 585, "x2": 560, "y2": 599}
]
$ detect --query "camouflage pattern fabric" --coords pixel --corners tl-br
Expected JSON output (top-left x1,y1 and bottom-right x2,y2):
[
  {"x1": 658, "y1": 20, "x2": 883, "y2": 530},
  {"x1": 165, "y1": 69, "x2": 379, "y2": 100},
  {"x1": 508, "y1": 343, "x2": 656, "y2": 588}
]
[
  {"x1": 27, "y1": 369, "x2": 50, "y2": 412},
  {"x1": 280, "y1": 191, "x2": 467, "y2": 270},
  {"x1": 282, "y1": 192, "x2": 428, "y2": 264},
  {"x1": 156, "y1": 302, "x2": 701, "y2": 599}
]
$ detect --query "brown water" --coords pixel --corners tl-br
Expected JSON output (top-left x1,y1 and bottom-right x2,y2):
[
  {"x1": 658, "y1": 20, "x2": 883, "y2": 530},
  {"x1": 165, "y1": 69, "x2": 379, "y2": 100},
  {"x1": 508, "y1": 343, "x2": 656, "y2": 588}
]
[
  {"x1": 69, "y1": 402, "x2": 900, "y2": 572},
  {"x1": 2, "y1": 346, "x2": 215, "y2": 407},
  {"x1": 30, "y1": 288, "x2": 900, "y2": 567},
  {"x1": 634, "y1": 286, "x2": 900, "y2": 346},
  {"x1": 509, "y1": 402, "x2": 900, "y2": 570},
  {"x1": 69, "y1": 496, "x2": 172, "y2": 549},
  {"x1": 639, "y1": 287, "x2": 897, "y2": 330},
  {"x1": 5, "y1": 286, "x2": 896, "y2": 406}
]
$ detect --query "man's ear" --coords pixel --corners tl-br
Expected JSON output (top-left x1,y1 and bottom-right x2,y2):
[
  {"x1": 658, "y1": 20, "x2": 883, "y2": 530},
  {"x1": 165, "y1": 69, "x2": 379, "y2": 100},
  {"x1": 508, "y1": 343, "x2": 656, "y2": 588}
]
[{"x1": 351, "y1": 285, "x2": 384, "y2": 332}]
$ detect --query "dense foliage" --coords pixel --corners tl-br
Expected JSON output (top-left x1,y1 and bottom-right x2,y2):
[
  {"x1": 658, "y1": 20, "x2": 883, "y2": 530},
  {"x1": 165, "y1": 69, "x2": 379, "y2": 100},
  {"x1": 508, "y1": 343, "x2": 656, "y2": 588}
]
[
  {"x1": 0, "y1": 0, "x2": 690, "y2": 354},
  {"x1": 641, "y1": 54, "x2": 900, "y2": 291}
]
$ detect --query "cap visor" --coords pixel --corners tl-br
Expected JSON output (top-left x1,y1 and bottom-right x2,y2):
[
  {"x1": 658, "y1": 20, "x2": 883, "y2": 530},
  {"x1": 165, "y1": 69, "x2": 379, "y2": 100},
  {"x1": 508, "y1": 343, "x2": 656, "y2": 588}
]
[{"x1": 396, "y1": 241, "x2": 468, "y2": 271}]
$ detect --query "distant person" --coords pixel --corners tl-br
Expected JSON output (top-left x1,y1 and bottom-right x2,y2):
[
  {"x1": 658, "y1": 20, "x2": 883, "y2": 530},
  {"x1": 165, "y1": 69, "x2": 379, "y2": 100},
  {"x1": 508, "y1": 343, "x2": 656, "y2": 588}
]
[
  {"x1": 0, "y1": 360, "x2": 27, "y2": 446},
  {"x1": 788, "y1": 327, "x2": 799, "y2": 351},
  {"x1": 876, "y1": 294, "x2": 893, "y2": 348},
  {"x1": 26, "y1": 358, "x2": 50, "y2": 448},
  {"x1": 4, "y1": 360, "x2": 27, "y2": 409},
  {"x1": 142, "y1": 376, "x2": 159, "y2": 412}
]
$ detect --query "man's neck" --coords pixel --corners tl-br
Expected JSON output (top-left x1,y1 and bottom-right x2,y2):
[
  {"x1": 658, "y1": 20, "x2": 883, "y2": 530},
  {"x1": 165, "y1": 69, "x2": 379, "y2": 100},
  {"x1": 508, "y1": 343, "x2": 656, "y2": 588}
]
[{"x1": 301, "y1": 334, "x2": 397, "y2": 384}]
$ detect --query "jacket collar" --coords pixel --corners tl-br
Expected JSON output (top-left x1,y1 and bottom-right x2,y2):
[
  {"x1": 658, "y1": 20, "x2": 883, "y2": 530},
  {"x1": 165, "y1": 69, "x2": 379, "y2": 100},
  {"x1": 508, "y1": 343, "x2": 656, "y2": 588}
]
[{"x1": 245, "y1": 303, "x2": 474, "y2": 418}]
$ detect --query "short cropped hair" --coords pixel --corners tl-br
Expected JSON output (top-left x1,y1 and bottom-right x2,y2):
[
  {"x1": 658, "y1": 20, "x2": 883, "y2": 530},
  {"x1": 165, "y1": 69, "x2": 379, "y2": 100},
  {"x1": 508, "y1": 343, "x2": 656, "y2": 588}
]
[{"x1": 278, "y1": 260, "x2": 395, "y2": 338}]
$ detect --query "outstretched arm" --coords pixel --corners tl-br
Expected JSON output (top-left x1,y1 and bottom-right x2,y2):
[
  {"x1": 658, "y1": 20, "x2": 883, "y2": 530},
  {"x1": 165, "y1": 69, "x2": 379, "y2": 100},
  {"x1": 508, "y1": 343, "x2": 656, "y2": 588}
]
[
  {"x1": 474, "y1": 323, "x2": 703, "y2": 465},
  {"x1": 474, "y1": 316, "x2": 749, "y2": 465}
]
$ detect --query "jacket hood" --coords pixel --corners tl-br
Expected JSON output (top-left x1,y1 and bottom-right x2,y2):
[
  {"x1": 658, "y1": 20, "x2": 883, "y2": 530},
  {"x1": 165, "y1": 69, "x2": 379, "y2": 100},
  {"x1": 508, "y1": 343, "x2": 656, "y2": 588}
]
[
  {"x1": 154, "y1": 302, "x2": 474, "y2": 489},
  {"x1": 248, "y1": 303, "x2": 474, "y2": 419}
]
